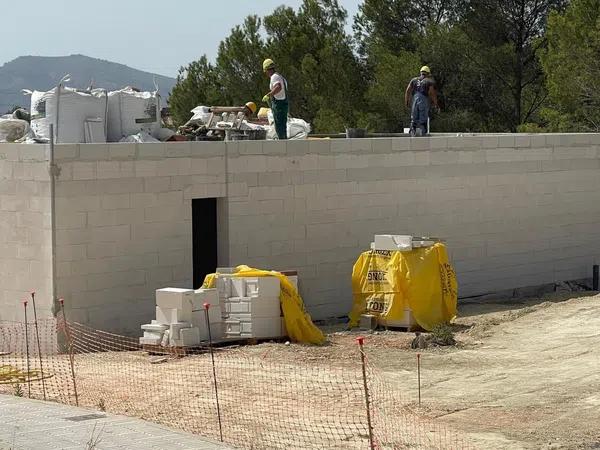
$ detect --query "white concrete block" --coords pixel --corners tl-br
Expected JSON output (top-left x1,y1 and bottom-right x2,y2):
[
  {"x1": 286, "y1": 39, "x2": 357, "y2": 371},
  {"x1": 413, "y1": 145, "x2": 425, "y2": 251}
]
[
  {"x1": 156, "y1": 306, "x2": 182, "y2": 325},
  {"x1": 230, "y1": 278, "x2": 246, "y2": 297},
  {"x1": 224, "y1": 317, "x2": 283, "y2": 338},
  {"x1": 156, "y1": 288, "x2": 195, "y2": 309},
  {"x1": 140, "y1": 337, "x2": 162, "y2": 345},
  {"x1": 141, "y1": 323, "x2": 169, "y2": 332},
  {"x1": 378, "y1": 309, "x2": 417, "y2": 328},
  {"x1": 224, "y1": 296, "x2": 281, "y2": 317},
  {"x1": 191, "y1": 306, "x2": 222, "y2": 329},
  {"x1": 180, "y1": 327, "x2": 201, "y2": 346},
  {"x1": 169, "y1": 322, "x2": 191, "y2": 342},
  {"x1": 244, "y1": 277, "x2": 280, "y2": 297}
]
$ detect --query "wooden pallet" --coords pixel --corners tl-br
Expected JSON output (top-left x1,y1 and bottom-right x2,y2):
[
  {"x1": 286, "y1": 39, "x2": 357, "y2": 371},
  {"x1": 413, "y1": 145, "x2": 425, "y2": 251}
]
[{"x1": 142, "y1": 335, "x2": 288, "y2": 357}]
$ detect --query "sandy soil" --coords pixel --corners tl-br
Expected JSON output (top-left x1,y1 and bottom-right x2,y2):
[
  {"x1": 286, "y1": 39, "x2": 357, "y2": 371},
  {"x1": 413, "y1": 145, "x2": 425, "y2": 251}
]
[{"x1": 3, "y1": 292, "x2": 599, "y2": 449}]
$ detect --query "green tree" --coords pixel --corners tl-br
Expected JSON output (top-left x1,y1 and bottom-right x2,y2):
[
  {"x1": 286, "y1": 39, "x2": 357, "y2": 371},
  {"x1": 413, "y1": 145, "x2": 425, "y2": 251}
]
[
  {"x1": 458, "y1": 0, "x2": 567, "y2": 131},
  {"x1": 354, "y1": 0, "x2": 460, "y2": 55},
  {"x1": 541, "y1": 0, "x2": 600, "y2": 131},
  {"x1": 169, "y1": 56, "x2": 223, "y2": 125},
  {"x1": 215, "y1": 16, "x2": 267, "y2": 106},
  {"x1": 264, "y1": 0, "x2": 366, "y2": 131}
]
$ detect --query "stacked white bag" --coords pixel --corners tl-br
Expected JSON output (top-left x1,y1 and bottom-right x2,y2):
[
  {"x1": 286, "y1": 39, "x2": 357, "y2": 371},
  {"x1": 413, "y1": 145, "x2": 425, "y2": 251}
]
[
  {"x1": 25, "y1": 76, "x2": 108, "y2": 144},
  {"x1": 107, "y1": 88, "x2": 161, "y2": 142}
]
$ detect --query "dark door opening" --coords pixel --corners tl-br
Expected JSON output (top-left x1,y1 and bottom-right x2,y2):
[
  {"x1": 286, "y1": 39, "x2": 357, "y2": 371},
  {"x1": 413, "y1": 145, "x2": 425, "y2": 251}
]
[{"x1": 192, "y1": 198, "x2": 218, "y2": 289}]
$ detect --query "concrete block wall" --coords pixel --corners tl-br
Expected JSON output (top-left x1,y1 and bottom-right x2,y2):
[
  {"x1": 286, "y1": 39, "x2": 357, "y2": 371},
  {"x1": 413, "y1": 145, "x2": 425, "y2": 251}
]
[
  {"x1": 3, "y1": 133, "x2": 600, "y2": 332},
  {"x1": 0, "y1": 144, "x2": 53, "y2": 321},
  {"x1": 221, "y1": 134, "x2": 600, "y2": 318},
  {"x1": 52, "y1": 142, "x2": 225, "y2": 333}
]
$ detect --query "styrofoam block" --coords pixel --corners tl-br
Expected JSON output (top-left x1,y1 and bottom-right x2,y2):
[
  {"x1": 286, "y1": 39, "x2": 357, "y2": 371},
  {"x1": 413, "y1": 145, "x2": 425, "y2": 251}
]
[
  {"x1": 244, "y1": 277, "x2": 280, "y2": 297},
  {"x1": 156, "y1": 288, "x2": 195, "y2": 309},
  {"x1": 224, "y1": 296, "x2": 281, "y2": 317},
  {"x1": 169, "y1": 322, "x2": 191, "y2": 342},
  {"x1": 224, "y1": 317, "x2": 283, "y2": 338},
  {"x1": 140, "y1": 337, "x2": 162, "y2": 345},
  {"x1": 141, "y1": 323, "x2": 169, "y2": 332},
  {"x1": 373, "y1": 235, "x2": 413, "y2": 251},
  {"x1": 180, "y1": 327, "x2": 201, "y2": 346}
]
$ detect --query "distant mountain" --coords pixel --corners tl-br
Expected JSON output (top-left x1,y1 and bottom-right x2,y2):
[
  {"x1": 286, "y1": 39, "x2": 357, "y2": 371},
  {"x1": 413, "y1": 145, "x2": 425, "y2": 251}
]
[{"x1": 0, "y1": 54, "x2": 177, "y2": 113}]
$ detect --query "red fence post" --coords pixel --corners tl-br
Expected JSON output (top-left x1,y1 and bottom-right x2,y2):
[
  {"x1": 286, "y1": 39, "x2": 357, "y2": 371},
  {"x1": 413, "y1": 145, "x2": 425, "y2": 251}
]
[{"x1": 356, "y1": 337, "x2": 375, "y2": 450}]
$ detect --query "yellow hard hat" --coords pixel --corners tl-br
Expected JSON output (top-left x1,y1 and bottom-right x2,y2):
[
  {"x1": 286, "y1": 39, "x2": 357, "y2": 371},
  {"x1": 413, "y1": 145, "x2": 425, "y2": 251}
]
[
  {"x1": 420, "y1": 65, "x2": 431, "y2": 74},
  {"x1": 263, "y1": 58, "x2": 276, "y2": 72},
  {"x1": 245, "y1": 102, "x2": 257, "y2": 114}
]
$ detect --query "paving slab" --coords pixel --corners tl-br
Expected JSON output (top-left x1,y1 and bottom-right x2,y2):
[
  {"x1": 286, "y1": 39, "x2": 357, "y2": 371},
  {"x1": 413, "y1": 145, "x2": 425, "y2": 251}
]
[{"x1": 0, "y1": 395, "x2": 233, "y2": 450}]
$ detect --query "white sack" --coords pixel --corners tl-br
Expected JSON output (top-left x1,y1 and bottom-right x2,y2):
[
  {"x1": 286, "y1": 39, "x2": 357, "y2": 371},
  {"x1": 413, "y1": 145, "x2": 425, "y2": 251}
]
[
  {"x1": 119, "y1": 131, "x2": 160, "y2": 143},
  {"x1": 27, "y1": 84, "x2": 107, "y2": 144},
  {"x1": 266, "y1": 111, "x2": 311, "y2": 140},
  {"x1": 0, "y1": 118, "x2": 29, "y2": 142},
  {"x1": 107, "y1": 88, "x2": 160, "y2": 142},
  {"x1": 189, "y1": 106, "x2": 211, "y2": 125}
]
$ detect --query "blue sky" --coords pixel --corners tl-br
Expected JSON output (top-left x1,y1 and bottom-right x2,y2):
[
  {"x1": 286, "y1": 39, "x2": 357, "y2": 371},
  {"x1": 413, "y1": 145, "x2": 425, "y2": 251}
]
[{"x1": 3, "y1": 0, "x2": 360, "y2": 78}]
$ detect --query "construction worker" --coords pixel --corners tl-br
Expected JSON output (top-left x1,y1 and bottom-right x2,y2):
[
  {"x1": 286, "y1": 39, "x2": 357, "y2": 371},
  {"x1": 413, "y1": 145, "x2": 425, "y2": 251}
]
[
  {"x1": 262, "y1": 59, "x2": 289, "y2": 140},
  {"x1": 405, "y1": 66, "x2": 439, "y2": 136},
  {"x1": 244, "y1": 102, "x2": 257, "y2": 116}
]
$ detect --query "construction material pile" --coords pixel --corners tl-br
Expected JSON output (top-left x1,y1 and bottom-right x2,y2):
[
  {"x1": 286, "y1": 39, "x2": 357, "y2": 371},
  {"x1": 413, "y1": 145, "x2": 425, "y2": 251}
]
[
  {"x1": 350, "y1": 235, "x2": 458, "y2": 331},
  {"x1": 2, "y1": 75, "x2": 173, "y2": 144},
  {"x1": 140, "y1": 272, "x2": 299, "y2": 348}
]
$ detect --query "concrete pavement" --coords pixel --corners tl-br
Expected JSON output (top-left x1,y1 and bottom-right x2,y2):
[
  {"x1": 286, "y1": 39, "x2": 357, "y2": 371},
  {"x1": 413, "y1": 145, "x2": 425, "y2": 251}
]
[{"x1": 0, "y1": 395, "x2": 233, "y2": 450}]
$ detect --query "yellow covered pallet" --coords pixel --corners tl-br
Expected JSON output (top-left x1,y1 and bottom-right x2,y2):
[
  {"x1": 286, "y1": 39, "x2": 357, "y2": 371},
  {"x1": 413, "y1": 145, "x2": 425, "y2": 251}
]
[
  {"x1": 203, "y1": 265, "x2": 325, "y2": 345},
  {"x1": 349, "y1": 243, "x2": 458, "y2": 331}
]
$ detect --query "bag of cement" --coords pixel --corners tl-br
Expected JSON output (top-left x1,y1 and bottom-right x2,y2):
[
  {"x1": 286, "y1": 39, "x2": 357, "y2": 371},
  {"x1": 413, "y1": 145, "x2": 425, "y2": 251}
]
[
  {"x1": 107, "y1": 88, "x2": 160, "y2": 142},
  {"x1": 0, "y1": 118, "x2": 29, "y2": 142},
  {"x1": 119, "y1": 130, "x2": 160, "y2": 143},
  {"x1": 266, "y1": 111, "x2": 311, "y2": 140},
  {"x1": 24, "y1": 76, "x2": 108, "y2": 144}
]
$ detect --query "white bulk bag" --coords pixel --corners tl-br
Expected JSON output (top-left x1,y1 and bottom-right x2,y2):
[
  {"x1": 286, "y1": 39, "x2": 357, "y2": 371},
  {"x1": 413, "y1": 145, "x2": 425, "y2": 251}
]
[
  {"x1": 25, "y1": 78, "x2": 108, "y2": 144},
  {"x1": 107, "y1": 88, "x2": 160, "y2": 142}
]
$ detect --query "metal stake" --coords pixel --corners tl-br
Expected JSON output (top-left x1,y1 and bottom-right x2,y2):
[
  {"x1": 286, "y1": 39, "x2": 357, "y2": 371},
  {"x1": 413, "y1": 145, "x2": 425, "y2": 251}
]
[
  {"x1": 30, "y1": 291, "x2": 46, "y2": 400},
  {"x1": 417, "y1": 353, "x2": 422, "y2": 407},
  {"x1": 356, "y1": 337, "x2": 375, "y2": 450},
  {"x1": 593, "y1": 265, "x2": 599, "y2": 291},
  {"x1": 23, "y1": 300, "x2": 31, "y2": 398},
  {"x1": 59, "y1": 299, "x2": 78, "y2": 406},
  {"x1": 203, "y1": 302, "x2": 223, "y2": 442}
]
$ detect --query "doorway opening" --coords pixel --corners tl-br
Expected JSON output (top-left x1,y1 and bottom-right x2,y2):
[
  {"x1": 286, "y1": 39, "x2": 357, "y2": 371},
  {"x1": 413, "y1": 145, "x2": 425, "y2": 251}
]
[{"x1": 192, "y1": 198, "x2": 218, "y2": 289}]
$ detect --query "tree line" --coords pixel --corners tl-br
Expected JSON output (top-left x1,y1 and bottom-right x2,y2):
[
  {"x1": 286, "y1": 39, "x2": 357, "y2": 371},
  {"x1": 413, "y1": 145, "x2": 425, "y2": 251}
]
[{"x1": 169, "y1": 0, "x2": 600, "y2": 133}]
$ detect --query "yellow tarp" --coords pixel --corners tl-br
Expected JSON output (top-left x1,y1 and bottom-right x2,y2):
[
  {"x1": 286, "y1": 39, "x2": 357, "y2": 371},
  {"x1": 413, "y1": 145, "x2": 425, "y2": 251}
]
[
  {"x1": 203, "y1": 265, "x2": 325, "y2": 345},
  {"x1": 349, "y1": 243, "x2": 458, "y2": 331}
]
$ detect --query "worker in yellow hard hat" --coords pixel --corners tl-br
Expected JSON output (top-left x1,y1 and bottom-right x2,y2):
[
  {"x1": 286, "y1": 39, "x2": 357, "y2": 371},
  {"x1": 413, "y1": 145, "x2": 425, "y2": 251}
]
[
  {"x1": 261, "y1": 59, "x2": 289, "y2": 139},
  {"x1": 404, "y1": 65, "x2": 439, "y2": 137},
  {"x1": 244, "y1": 102, "x2": 257, "y2": 116}
]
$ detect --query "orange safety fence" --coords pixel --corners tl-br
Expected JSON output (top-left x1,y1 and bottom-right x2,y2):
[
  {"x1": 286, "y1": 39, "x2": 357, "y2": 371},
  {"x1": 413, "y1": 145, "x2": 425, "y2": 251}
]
[{"x1": 0, "y1": 318, "x2": 473, "y2": 449}]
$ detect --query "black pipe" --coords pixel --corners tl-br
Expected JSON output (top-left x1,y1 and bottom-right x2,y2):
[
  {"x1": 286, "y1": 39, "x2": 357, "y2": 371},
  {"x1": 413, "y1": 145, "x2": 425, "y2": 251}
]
[{"x1": 593, "y1": 265, "x2": 599, "y2": 291}]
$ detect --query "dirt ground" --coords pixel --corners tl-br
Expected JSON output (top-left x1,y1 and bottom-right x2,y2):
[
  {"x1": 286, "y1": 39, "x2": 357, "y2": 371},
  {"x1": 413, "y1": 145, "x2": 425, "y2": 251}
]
[
  {"x1": 223, "y1": 292, "x2": 600, "y2": 449},
  {"x1": 4, "y1": 292, "x2": 599, "y2": 449}
]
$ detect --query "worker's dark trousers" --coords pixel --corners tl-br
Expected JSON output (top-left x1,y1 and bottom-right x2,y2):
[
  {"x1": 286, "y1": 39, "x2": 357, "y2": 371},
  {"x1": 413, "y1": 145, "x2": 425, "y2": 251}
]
[
  {"x1": 272, "y1": 98, "x2": 289, "y2": 140},
  {"x1": 410, "y1": 93, "x2": 430, "y2": 136}
]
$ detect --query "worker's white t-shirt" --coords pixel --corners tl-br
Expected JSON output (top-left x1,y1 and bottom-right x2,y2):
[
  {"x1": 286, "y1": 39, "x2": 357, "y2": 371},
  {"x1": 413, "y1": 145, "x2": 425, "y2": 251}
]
[{"x1": 270, "y1": 73, "x2": 287, "y2": 100}]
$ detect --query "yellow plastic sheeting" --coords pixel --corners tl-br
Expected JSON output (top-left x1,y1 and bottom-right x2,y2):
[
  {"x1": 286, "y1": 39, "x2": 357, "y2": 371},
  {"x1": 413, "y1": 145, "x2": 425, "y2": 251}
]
[
  {"x1": 349, "y1": 244, "x2": 457, "y2": 331},
  {"x1": 203, "y1": 266, "x2": 325, "y2": 345}
]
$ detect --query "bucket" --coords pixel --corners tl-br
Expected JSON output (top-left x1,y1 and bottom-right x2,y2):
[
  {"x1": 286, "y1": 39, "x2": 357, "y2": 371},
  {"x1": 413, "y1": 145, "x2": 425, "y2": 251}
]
[{"x1": 346, "y1": 128, "x2": 367, "y2": 138}]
